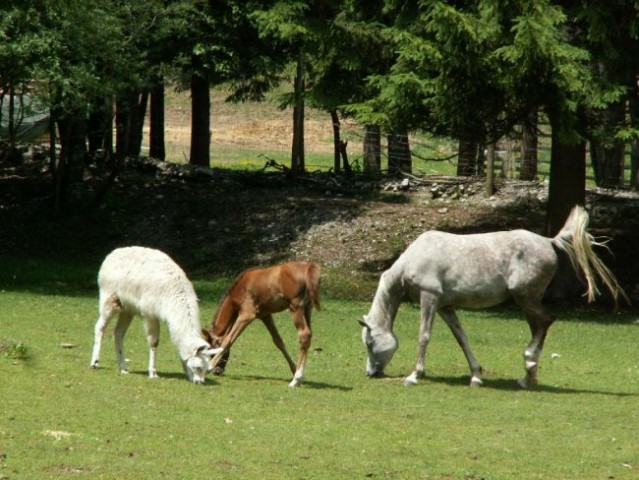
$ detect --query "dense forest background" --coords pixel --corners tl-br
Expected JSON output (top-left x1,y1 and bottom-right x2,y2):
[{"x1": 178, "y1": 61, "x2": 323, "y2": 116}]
[{"x1": 2, "y1": 0, "x2": 639, "y2": 232}]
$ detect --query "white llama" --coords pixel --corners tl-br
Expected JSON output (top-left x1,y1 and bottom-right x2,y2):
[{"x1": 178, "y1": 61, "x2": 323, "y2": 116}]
[{"x1": 90, "y1": 246, "x2": 222, "y2": 383}]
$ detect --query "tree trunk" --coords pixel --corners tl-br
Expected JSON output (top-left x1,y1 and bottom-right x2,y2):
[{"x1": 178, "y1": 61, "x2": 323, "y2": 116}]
[
  {"x1": 629, "y1": 88, "x2": 639, "y2": 190},
  {"x1": 457, "y1": 137, "x2": 477, "y2": 176},
  {"x1": 590, "y1": 101, "x2": 625, "y2": 188},
  {"x1": 291, "y1": 47, "x2": 305, "y2": 173},
  {"x1": 545, "y1": 129, "x2": 586, "y2": 236},
  {"x1": 387, "y1": 130, "x2": 412, "y2": 175},
  {"x1": 54, "y1": 113, "x2": 87, "y2": 213},
  {"x1": 128, "y1": 90, "x2": 148, "y2": 157},
  {"x1": 115, "y1": 96, "x2": 131, "y2": 160},
  {"x1": 149, "y1": 75, "x2": 166, "y2": 161},
  {"x1": 339, "y1": 140, "x2": 352, "y2": 177},
  {"x1": 363, "y1": 125, "x2": 381, "y2": 173},
  {"x1": 330, "y1": 110, "x2": 341, "y2": 174},
  {"x1": 520, "y1": 110, "x2": 538, "y2": 180},
  {"x1": 190, "y1": 68, "x2": 211, "y2": 167},
  {"x1": 87, "y1": 97, "x2": 113, "y2": 165},
  {"x1": 485, "y1": 143, "x2": 495, "y2": 197}
]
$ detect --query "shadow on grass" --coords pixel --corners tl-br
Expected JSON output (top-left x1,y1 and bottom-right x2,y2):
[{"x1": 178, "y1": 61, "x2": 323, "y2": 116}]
[
  {"x1": 219, "y1": 373, "x2": 353, "y2": 391},
  {"x1": 425, "y1": 374, "x2": 638, "y2": 397}
]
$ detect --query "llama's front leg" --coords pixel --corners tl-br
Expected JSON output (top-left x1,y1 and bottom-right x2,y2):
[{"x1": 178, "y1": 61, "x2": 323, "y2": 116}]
[
  {"x1": 439, "y1": 307, "x2": 483, "y2": 387},
  {"x1": 144, "y1": 317, "x2": 160, "y2": 379},
  {"x1": 90, "y1": 294, "x2": 120, "y2": 369},
  {"x1": 113, "y1": 312, "x2": 133, "y2": 374},
  {"x1": 404, "y1": 292, "x2": 437, "y2": 386}
]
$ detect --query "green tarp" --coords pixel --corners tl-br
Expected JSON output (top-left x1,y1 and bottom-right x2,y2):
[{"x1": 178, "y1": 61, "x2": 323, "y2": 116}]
[{"x1": 0, "y1": 94, "x2": 49, "y2": 141}]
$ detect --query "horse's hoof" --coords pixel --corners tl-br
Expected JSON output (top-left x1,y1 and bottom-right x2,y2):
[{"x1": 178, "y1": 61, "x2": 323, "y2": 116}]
[
  {"x1": 212, "y1": 367, "x2": 225, "y2": 376},
  {"x1": 470, "y1": 376, "x2": 483, "y2": 387},
  {"x1": 403, "y1": 372, "x2": 419, "y2": 386},
  {"x1": 90, "y1": 362, "x2": 99, "y2": 369},
  {"x1": 516, "y1": 378, "x2": 529, "y2": 389}
]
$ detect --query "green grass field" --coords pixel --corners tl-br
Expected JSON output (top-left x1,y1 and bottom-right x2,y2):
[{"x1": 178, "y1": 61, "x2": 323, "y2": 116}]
[{"x1": 1, "y1": 281, "x2": 637, "y2": 479}]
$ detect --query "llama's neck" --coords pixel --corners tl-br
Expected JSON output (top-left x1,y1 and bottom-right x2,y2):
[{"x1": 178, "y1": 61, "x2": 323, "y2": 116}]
[
  {"x1": 367, "y1": 259, "x2": 405, "y2": 332},
  {"x1": 164, "y1": 289, "x2": 207, "y2": 360}
]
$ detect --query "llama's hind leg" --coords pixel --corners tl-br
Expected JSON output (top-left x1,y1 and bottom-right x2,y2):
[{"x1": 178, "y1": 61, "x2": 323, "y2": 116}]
[
  {"x1": 113, "y1": 311, "x2": 134, "y2": 374},
  {"x1": 144, "y1": 317, "x2": 160, "y2": 378},
  {"x1": 90, "y1": 294, "x2": 121, "y2": 369}
]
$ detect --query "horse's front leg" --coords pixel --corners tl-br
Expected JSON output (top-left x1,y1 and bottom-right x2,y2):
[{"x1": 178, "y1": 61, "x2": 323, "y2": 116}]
[
  {"x1": 439, "y1": 307, "x2": 483, "y2": 387},
  {"x1": 209, "y1": 315, "x2": 252, "y2": 372},
  {"x1": 404, "y1": 292, "x2": 438, "y2": 386}
]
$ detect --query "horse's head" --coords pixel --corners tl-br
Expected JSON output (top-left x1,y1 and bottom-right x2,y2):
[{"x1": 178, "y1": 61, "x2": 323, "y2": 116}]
[
  {"x1": 183, "y1": 344, "x2": 223, "y2": 384},
  {"x1": 359, "y1": 316, "x2": 398, "y2": 377}
]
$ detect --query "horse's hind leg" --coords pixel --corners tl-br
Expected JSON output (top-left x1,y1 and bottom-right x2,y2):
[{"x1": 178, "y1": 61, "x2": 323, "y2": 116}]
[
  {"x1": 288, "y1": 305, "x2": 312, "y2": 388},
  {"x1": 261, "y1": 314, "x2": 297, "y2": 374},
  {"x1": 515, "y1": 296, "x2": 556, "y2": 388},
  {"x1": 439, "y1": 307, "x2": 483, "y2": 387}
]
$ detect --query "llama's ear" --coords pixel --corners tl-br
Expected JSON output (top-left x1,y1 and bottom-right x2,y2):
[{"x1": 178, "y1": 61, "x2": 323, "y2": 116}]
[
  {"x1": 358, "y1": 317, "x2": 371, "y2": 330},
  {"x1": 204, "y1": 347, "x2": 223, "y2": 357}
]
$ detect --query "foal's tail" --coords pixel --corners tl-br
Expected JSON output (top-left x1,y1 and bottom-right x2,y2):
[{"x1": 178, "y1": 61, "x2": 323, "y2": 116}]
[
  {"x1": 552, "y1": 205, "x2": 628, "y2": 307},
  {"x1": 305, "y1": 263, "x2": 322, "y2": 311}
]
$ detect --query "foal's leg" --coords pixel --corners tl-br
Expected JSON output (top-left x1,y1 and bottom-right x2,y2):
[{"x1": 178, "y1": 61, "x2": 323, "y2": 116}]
[
  {"x1": 404, "y1": 291, "x2": 438, "y2": 386},
  {"x1": 515, "y1": 296, "x2": 556, "y2": 388},
  {"x1": 113, "y1": 311, "x2": 134, "y2": 374},
  {"x1": 439, "y1": 307, "x2": 483, "y2": 387},
  {"x1": 288, "y1": 304, "x2": 312, "y2": 388},
  {"x1": 90, "y1": 293, "x2": 120, "y2": 369},
  {"x1": 209, "y1": 314, "x2": 254, "y2": 372},
  {"x1": 261, "y1": 314, "x2": 297, "y2": 374},
  {"x1": 143, "y1": 317, "x2": 161, "y2": 379}
]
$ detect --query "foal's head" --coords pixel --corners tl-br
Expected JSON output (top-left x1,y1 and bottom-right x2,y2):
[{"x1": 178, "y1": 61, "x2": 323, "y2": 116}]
[{"x1": 359, "y1": 317, "x2": 398, "y2": 377}]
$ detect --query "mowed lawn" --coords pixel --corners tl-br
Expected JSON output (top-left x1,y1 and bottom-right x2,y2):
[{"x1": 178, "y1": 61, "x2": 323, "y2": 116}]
[{"x1": 1, "y1": 285, "x2": 638, "y2": 480}]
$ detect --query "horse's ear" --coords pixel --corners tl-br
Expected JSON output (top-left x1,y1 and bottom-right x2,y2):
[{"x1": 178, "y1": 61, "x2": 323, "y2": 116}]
[{"x1": 202, "y1": 328, "x2": 212, "y2": 343}]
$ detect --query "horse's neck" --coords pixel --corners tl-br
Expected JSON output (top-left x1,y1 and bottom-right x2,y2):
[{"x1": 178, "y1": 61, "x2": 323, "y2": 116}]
[
  {"x1": 212, "y1": 296, "x2": 237, "y2": 337},
  {"x1": 367, "y1": 261, "x2": 404, "y2": 331}
]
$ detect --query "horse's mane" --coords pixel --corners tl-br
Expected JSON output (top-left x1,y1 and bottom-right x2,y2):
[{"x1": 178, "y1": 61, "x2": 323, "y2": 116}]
[
  {"x1": 367, "y1": 257, "x2": 406, "y2": 331},
  {"x1": 211, "y1": 266, "x2": 259, "y2": 327}
]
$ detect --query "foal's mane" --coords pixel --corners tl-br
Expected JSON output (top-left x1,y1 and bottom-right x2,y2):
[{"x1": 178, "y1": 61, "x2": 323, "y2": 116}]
[{"x1": 211, "y1": 266, "x2": 259, "y2": 326}]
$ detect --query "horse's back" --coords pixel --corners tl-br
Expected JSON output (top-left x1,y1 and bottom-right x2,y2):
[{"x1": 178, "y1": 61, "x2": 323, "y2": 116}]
[{"x1": 401, "y1": 229, "x2": 558, "y2": 307}]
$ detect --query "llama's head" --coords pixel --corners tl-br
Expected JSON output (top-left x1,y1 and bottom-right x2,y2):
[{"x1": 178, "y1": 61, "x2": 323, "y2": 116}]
[{"x1": 183, "y1": 345, "x2": 223, "y2": 383}]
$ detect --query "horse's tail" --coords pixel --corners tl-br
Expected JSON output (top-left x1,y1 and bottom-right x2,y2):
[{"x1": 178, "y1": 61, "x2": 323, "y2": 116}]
[
  {"x1": 551, "y1": 205, "x2": 628, "y2": 307},
  {"x1": 305, "y1": 263, "x2": 322, "y2": 311}
]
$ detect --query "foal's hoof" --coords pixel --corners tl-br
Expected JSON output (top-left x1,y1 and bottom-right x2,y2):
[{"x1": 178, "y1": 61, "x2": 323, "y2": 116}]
[{"x1": 212, "y1": 366, "x2": 225, "y2": 376}]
